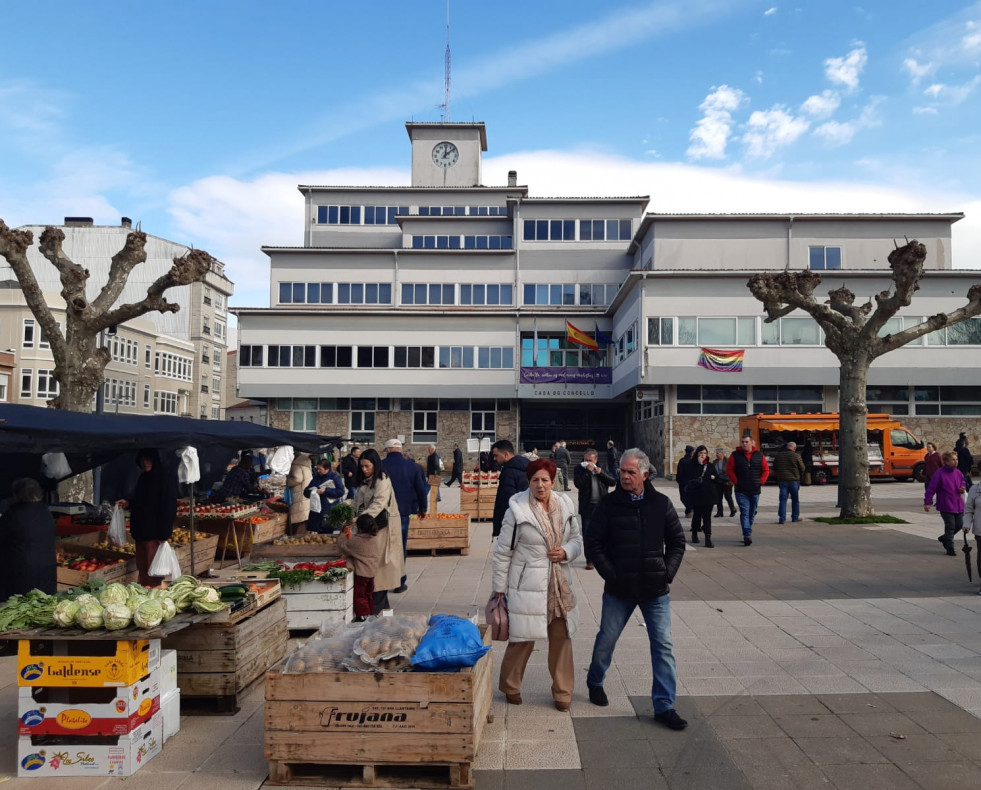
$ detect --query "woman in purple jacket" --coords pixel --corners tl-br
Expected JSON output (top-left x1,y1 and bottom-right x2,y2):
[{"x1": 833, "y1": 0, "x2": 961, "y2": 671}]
[{"x1": 924, "y1": 451, "x2": 967, "y2": 556}]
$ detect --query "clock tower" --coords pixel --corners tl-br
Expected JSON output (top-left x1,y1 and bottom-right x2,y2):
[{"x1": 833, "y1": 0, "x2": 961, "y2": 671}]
[{"x1": 406, "y1": 122, "x2": 487, "y2": 188}]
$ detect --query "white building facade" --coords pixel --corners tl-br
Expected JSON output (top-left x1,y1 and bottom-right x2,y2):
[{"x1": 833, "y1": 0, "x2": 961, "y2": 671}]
[{"x1": 235, "y1": 122, "x2": 981, "y2": 473}]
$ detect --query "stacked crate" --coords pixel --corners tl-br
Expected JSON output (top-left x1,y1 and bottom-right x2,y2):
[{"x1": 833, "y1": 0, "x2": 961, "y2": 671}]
[
  {"x1": 16, "y1": 637, "x2": 164, "y2": 778},
  {"x1": 460, "y1": 472, "x2": 498, "y2": 522}
]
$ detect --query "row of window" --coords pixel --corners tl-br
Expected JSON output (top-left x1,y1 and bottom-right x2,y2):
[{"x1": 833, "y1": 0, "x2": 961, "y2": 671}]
[
  {"x1": 522, "y1": 283, "x2": 618, "y2": 307},
  {"x1": 154, "y1": 351, "x2": 194, "y2": 381},
  {"x1": 519, "y1": 336, "x2": 609, "y2": 369},
  {"x1": 202, "y1": 316, "x2": 225, "y2": 340},
  {"x1": 647, "y1": 316, "x2": 981, "y2": 347},
  {"x1": 22, "y1": 319, "x2": 53, "y2": 350},
  {"x1": 201, "y1": 345, "x2": 222, "y2": 371},
  {"x1": 19, "y1": 368, "x2": 58, "y2": 400},
  {"x1": 614, "y1": 322, "x2": 638, "y2": 365},
  {"x1": 523, "y1": 219, "x2": 633, "y2": 242},
  {"x1": 279, "y1": 397, "x2": 511, "y2": 438},
  {"x1": 154, "y1": 391, "x2": 179, "y2": 415},
  {"x1": 315, "y1": 205, "x2": 510, "y2": 225},
  {"x1": 402, "y1": 283, "x2": 514, "y2": 306},
  {"x1": 203, "y1": 287, "x2": 226, "y2": 313},
  {"x1": 278, "y1": 282, "x2": 393, "y2": 306},
  {"x1": 240, "y1": 344, "x2": 515, "y2": 370},
  {"x1": 103, "y1": 378, "x2": 137, "y2": 408},
  {"x1": 409, "y1": 235, "x2": 513, "y2": 250},
  {"x1": 109, "y1": 336, "x2": 139, "y2": 365}
]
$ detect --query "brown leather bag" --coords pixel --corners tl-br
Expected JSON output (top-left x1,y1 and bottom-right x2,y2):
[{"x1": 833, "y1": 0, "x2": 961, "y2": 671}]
[{"x1": 485, "y1": 594, "x2": 509, "y2": 641}]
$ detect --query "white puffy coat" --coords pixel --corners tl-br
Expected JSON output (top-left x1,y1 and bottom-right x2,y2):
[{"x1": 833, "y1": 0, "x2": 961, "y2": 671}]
[{"x1": 492, "y1": 489, "x2": 582, "y2": 642}]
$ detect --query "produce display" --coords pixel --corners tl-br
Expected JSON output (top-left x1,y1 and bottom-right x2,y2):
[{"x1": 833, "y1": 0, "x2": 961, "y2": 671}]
[
  {"x1": 272, "y1": 533, "x2": 337, "y2": 545},
  {"x1": 324, "y1": 503, "x2": 355, "y2": 532},
  {"x1": 168, "y1": 528, "x2": 212, "y2": 545},
  {"x1": 0, "y1": 575, "x2": 231, "y2": 633},
  {"x1": 176, "y1": 503, "x2": 258, "y2": 519},
  {"x1": 284, "y1": 614, "x2": 429, "y2": 673},
  {"x1": 409, "y1": 512, "x2": 468, "y2": 520},
  {"x1": 59, "y1": 554, "x2": 127, "y2": 571},
  {"x1": 90, "y1": 539, "x2": 136, "y2": 553},
  {"x1": 242, "y1": 560, "x2": 348, "y2": 589}
]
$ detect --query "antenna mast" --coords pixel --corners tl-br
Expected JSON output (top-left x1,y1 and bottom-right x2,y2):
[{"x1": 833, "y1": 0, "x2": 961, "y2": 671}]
[{"x1": 441, "y1": 0, "x2": 451, "y2": 122}]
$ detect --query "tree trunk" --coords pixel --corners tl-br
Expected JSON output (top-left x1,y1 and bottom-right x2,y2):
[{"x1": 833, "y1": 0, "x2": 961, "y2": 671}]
[{"x1": 838, "y1": 356, "x2": 874, "y2": 517}]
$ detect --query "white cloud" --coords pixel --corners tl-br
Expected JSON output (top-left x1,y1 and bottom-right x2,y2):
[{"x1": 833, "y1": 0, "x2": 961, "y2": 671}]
[
  {"x1": 963, "y1": 30, "x2": 981, "y2": 51},
  {"x1": 754, "y1": 69, "x2": 764, "y2": 84},
  {"x1": 920, "y1": 75, "x2": 981, "y2": 109},
  {"x1": 902, "y1": 57, "x2": 936, "y2": 86},
  {"x1": 764, "y1": 6, "x2": 777, "y2": 15},
  {"x1": 800, "y1": 89, "x2": 841, "y2": 119},
  {"x1": 742, "y1": 106, "x2": 809, "y2": 158},
  {"x1": 686, "y1": 85, "x2": 745, "y2": 161},
  {"x1": 813, "y1": 96, "x2": 883, "y2": 146},
  {"x1": 913, "y1": 106, "x2": 939, "y2": 115},
  {"x1": 924, "y1": 83, "x2": 944, "y2": 98},
  {"x1": 824, "y1": 46, "x2": 868, "y2": 91}
]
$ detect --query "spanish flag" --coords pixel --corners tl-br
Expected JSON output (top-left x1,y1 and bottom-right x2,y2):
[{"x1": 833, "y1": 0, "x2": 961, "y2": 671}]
[
  {"x1": 567, "y1": 320, "x2": 599, "y2": 350},
  {"x1": 698, "y1": 348, "x2": 745, "y2": 373}
]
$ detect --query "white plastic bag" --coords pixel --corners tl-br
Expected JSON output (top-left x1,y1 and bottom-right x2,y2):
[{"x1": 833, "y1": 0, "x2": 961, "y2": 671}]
[
  {"x1": 41, "y1": 452, "x2": 72, "y2": 479},
  {"x1": 176, "y1": 446, "x2": 200, "y2": 484},
  {"x1": 149, "y1": 541, "x2": 182, "y2": 581},
  {"x1": 308, "y1": 489, "x2": 322, "y2": 514},
  {"x1": 108, "y1": 504, "x2": 127, "y2": 547},
  {"x1": 438, "y1": 456, "x2": 444, "y2": 471},
  {"x1": 268, "y1": 446, "x2": 294, "y2": 475}
]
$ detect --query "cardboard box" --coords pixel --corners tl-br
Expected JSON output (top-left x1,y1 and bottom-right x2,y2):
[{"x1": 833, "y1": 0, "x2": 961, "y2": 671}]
[
  {"x1": 18, "y1": 711, "x2": 162, "y2": 777},
  {"x1": 160, "y1": 649, "x2": 178, "y2": 696},
  {"x1": 161, "y1": 688, "x2": 181, "y2": 743},
  {"x1": 18, "y1": 639, "x2": 161, "y2": 688},
  {"x1": 18, "y1": 669, "x2": 160, "y2": 736}
]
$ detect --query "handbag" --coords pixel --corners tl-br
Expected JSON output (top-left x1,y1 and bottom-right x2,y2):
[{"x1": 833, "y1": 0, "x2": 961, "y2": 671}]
[{"x1": 485, "y1": 594, "x2": 509, "y2": 641}]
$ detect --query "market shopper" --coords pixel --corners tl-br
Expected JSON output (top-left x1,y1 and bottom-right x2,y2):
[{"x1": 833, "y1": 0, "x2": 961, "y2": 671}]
[
  {"x1": 688, "y1": 446, "x2": 718, "y2": 547},
  {"x1": 117, "y1": 448, "x2": 177, "y2": 587},
  {"x1": 676, "y1": 445, "x2": 696, "y2": 517},
  {"x1": 491, "y1": 440, "x2": 530, "y2": 538},
  {"x1": 923, "y1": 442, "x2": 943, "y2": 490},
  {"x1": 574, "y1": 448, "x2": 617, "y2": 569},
  {"x1": 961, "y1": 481, "x2": 981, "y2": 593},
  {"x1": 383, "y1": 439, "x2": 429, "y2": 593},
  {"x1": 0, "y1": 477, "x2": 56, "y2": 602},
  {"x1": 341, "y1": 446, "x2": 362, "y2": 499},
  {"x1": 285, "y1": 451, "x2": 313, "y2": 535},
  {"x1": 307, "y1": 459, "x2": 345, "y2": 532},
  {"x1": 713, "y1": 448, "x2": 736, "y2": 518},
  {"x1": 492, "y1": 458, "x2": 582, "y2": 711},
  {"x1": 774, "y1": 441, "x2": 806, "y2": 524},
  {"x1": 956, "y1": 434, "x2": 974, "y2": 488},
  {"x1": 727, "y1": 436, "x2": 770, "y2": 546},
  {"x1": 924, "y1": 451, "x2": 967, "y2": 557},
  {"x1": 446, "y1": 443, "x2": 464, "y2": 487},
  {"x1": 212, "y1": 450, "x2": 260, "y2": 501},
  {"x1": 335, "y1": 513, "x2": 382, "y2": 619},
  {"x1": 354, "y1": 448, "x2": 405, "y2": 611}
]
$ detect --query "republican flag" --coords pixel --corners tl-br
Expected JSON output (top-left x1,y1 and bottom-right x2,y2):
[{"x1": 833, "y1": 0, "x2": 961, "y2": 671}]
[
  {"x1": 594, "y1": 324, "x2": 614, "y2": 346},
  {"x1": 567, "y1": 320, "x2": 599, "y2": 350},
  {"x1": 698, "y1": 348, "x2": 745, "y2": 373}
]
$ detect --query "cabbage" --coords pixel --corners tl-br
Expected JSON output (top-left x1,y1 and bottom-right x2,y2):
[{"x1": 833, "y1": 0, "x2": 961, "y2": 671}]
[
  {"x1": 133, "y1": 599, "x2": 163, "y2": 629},
  {"x1": 73, "y1": 593, "x2": 98, "y2": 608},
  {"x1": 52, "y1": 600, "x2": 80, "y2": 628},
  {"x1": 99, "y1": 583, "x2": 130, "y2": 607},
  {"x1": 159, "y1": 597, "x2": 177, "y2": 622},
  {"x1": 192, "y1": 586, "x2": 221, "y2": 604},
  {"x1": 126, "y1": 594, "x2": 148, "y2": 611},
  {"x1": 103, "y1": 603, "x2": 132, "y2": 630},
  {"x1": 76, "y1": 601, "x2": 105, "y2": 630}
]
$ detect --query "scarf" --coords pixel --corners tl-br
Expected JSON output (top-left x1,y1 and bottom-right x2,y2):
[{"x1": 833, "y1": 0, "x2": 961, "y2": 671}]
[{"x1": 530, "y1": 494, "x2": 575, "y2": 622}]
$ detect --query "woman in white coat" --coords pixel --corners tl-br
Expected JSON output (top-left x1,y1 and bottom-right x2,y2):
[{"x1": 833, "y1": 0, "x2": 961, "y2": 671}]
[
  {"x1": 492, "y1": 457, "x2": 582, "y2": 711},
  {"x1": 962, "y1": 480, "x2": 981, "y2": 592},
  {"x1": 353, "y1": 448, "x2": 404, "y2": 612}
]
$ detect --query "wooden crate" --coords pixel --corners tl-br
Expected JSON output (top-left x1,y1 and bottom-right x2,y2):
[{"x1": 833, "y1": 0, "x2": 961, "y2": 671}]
[
  {"x1": 162, "y1": 597, "x2": 288, "y2": 714},
  {"x1": 407, "y1": 517, "x2": 471, "y2": 555},
  {"x1": 253, "y1": 513, "x2": 288, "y2": 544},
  {"x1": 171, "y1": 532, "x2": 220, "y2": 575},
  {"x1": 264, "y1": 625, "x2": 493, "y2": 788},
  {"x1": 252, "y1": 541, "x2": 341, "y2": 559},
  {"x1": 280, "y1": 573, "x2": 353, "y2": 630},
  {"x1": 55, "y1": 551, "x2": 138, "y2": 589}
]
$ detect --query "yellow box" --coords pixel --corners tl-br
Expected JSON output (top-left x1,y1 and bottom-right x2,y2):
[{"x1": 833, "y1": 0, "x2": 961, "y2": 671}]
[{"x1": 19, "y1": 639, "x2": 161, "y2": 688}]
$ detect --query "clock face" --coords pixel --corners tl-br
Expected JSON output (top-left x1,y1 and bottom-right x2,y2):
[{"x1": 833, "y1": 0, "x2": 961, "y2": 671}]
[{"x1": 432, "y1": 141, "x2": 459, "y2": 168}]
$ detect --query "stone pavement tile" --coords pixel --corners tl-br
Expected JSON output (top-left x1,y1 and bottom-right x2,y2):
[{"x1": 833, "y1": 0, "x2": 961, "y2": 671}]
[
  {"x1": 937, "y1": 731, "x2": 981, "y2": 761},
  {"x1": 200, "y1": 739, "x2": 271, "y2": 774},
  {"x1": 505, "y1": 715, "x2": 576, "y2": 742},
  {"x1": 936, "y1": 688, "x2": 981, "y2": 709},
  {"x1": 916, "y1": 672, "x2": 981, "y2": 691},
  {"x1": 896, "y1": 706, "x2": 981, "y2": 733},
  {"x1": 692, "y1": 695, "x2": 768, "y2": 716},
  {"x1": 583, "y1": 767, "x2": 669, "y2": 789},
  {"x1": 758, "y1": 647, "x2": 818, "y2": 662},
  {"x1": 741, "y1": 675, "x2": 810, "y2": 695},
  {"x1": 851, "y1": 673, "x2": 927, "y2": 693},
  {"x1": 819, "y1": 763, "x2": 922, "y2": 790},
  {"x1": 770, "y1": 657, "x2": 843, "y2": 676},
  {"x1": 678, "y1": 676, "x2": 748, "y2": 696},
  {"x1": 711, "y1": 714, "x2": 785, "y2": 738},
  {"x1": 176, "y1": 772, "x2": 268, "y2": 790},
  {"x1": 901, "y1": 762, "x2": 981, "y2": 788},
  {"x1": 816, "y1": 692, "x2": 898, "y2": 713},
  {"x1": 837, "y1": 711, "x2": 926, "y2": 737},
  {"x1": 721, "y1": 658, "x2": 784, "y2": 676},
  {"x1": 577, "y1": 737, "x2": 658, "y2": 768},
  {"x1": 722, "y1": 736, "x2": 814, "y2": 771},
  {"x1": 798, "y1": 676, "x2": 869, "y2": 694},
  {"x1": 474, "y1": 769, "x2": 506, "y2": 790},
  {"x1": 729, "y1": 764, "x2": 833, "y2": 790},
  {"x1": 573, "y1": 715, "x2": 654, "y2": 742},
  {"x1": 473, "y1": 739, "x2": 504, "y2": 770},
  {"x1": 681, "y1": 661, "x2": 735, "y2": 678},
  {"x1": 867, "y1": 732, "x2": 964, "y2": 766},
  {"x1": 880, "y1": 691, "x2": 954, "y2": 712},
  {"x1": 794, "y1": 736, "x2": 889, "y2": 765},
  {"x1": 569, "y1": 693, "x2": 637, "y2": 718},
  {"x1": 774, "y1": 713, "x2": 859, "y2": 738},
  {"x1": 504, "y1": 740, "x2": 581, "y2": 770},
  {"x1": 756, "y1": 694, "x2": 837, "y2": 716}
]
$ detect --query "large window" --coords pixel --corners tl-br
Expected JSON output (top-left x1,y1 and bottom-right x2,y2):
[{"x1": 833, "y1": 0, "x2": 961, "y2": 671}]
[
  {"x1": 153, "y1": 391, "x2": 178, "y2": 415},
  {"x1": 914, "y1": 386, "x2": 981, "y2": 416},
  {"x1": 677, "y1": 385, "x2": 748, "y2": 415},
  {"x1": 471, "y1": 399, "x2": 496, "y2": 438},
  {"x1": 460, "y1": 284, "x2": 513, "y2": 306},
  {"x1": 648, "y1": 317, "x2": 674, "y2": 345},
  {"x1": 337, "y1": 283, "x2": 392, "y2": 305},
  {"x1": 19, "y1": 368, "x2": 32, "y2": 398},
  {"x1": 267, "y1": 345, "x2": 317, "y2": 368},
  {"x1": 394, "y1": 346, "x2": 436, "y2": 368},
  {"x1": 410, "y1": 235, "x2": 512, "y2": 249},
  {"x1": 413, "y1": 399, "x2": 438, "y2": 444},
  {"x1": 522, "y1": 283, "x2": 618, "y2": 307},
  {"x1": 36, "y1": 369, "x2": 59, "y2": 400},
  {"x1": 286, "y1": 398, "x2": 318, "y2": 432},
  {"x1": 22, "y1": 319, "x2": 35, "y2": 349},
  {"x1": 154, "y1": 352, "x2": 193, "y2": 381},
  {"x1": 761, "y1": 316, "x2": 823, "y2": 346},
  {"x1": 809, "y1": 246, "x2": 842, "y2": 270},
  {"x1": 928, "y1": 317, "x2": 981, "y2": 345},
  {"x1": 522, "y1": 218, "x2": 631, "y2": 242},
  {"x1": 350, "y1": 410, "x2": 375, "y2": 443},
  {"x1": 402, "y1": 283, "x2": 455, "y2": 305},
  {"x1": 320, "y1": 346, "x2": 354, "y2": 368},
  {"x1": 678, "y1": 317, "x2": 756, "y2": 346},
  {"x1": 867, "y1": 386, "x2": 912, "y2": 416},
  {"x1": 614, "y1": 322, "x2": 638, "y2": 365},
  {"x1": 279, "y1": 282, "x2": 334, "y2": 304},
  {"x1": 239, "y1": 345, "x2": 264, "y2": 367},
  {"x1": 752, "y1": 385, "x2": 823, "y2": 414},
  {"x1": 520, "y1": 334, "x2": 607, "y2": 368}
]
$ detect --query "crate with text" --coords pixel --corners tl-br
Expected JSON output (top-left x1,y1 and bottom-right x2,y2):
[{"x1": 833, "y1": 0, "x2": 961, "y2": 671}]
[{"x1": 18, "y1": 638, "x2": 161, "y2": 689}]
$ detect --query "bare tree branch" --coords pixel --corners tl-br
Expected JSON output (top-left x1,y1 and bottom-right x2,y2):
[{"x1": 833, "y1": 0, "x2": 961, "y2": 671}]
[
  {"x1": 91, "y1": 231, "x2": 149, "y2": 313},
  {"x1": 864, "y1": 240, "x2": 927, "y2": 339}
]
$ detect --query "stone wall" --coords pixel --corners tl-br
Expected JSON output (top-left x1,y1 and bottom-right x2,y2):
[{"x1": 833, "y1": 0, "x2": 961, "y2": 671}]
[{"x1": 895, "y1": 417, "x2": 981, "y2": 455}]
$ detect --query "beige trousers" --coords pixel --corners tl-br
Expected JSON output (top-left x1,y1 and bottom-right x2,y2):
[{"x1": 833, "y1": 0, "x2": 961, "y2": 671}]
[{"x1": 498, "y1": 617, "x2": 574, "y2": 704}]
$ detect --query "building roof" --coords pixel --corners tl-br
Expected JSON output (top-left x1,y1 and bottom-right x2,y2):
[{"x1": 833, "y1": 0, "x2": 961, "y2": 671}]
[
  {"x1": 405, "y1": 121, "x2": 487, "y2": 150},
  {"x1": 297, "y1": 184, "x2": 524, "y2": 193}
]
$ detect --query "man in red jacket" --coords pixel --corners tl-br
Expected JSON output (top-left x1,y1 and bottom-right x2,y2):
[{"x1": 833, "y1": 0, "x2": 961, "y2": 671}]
[{"x1": 726, "y1": 436, "x2": 770, "y2": 546}]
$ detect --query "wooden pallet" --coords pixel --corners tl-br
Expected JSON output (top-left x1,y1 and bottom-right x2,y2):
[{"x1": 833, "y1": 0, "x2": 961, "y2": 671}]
[
  {"x1": 279, "y1": 573, "x2": 353, "y2": 630},
  {"x1": 407, "y1": 517, "x2": 471, "y2": 555},
  {"x1": 267, "y1": 759, "x2": 474, "y2": 788}
]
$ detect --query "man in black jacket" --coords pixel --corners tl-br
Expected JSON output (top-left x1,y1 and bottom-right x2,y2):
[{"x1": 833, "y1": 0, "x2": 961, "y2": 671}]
[
  {"x1": 491, "y1": 439, "x2": 530, "y2": 537},
  {"x1": 584, "y1": 448, "x2": 688, "y2": 730},
  {"x1": 574, "y1": 448, "x2": 617, "y2": 569},
  {"x1": 340, "y1": 446, "x2": 361, "y2": 499},
  {"x1": 446, "y1": 443, "x2": 464, "y2": 487}
]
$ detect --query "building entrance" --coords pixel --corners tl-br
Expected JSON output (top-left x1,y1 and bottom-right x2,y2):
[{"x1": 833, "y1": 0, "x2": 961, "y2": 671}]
[{"x1": 518, "y1": 403, "x2": 627, "y2": 461}]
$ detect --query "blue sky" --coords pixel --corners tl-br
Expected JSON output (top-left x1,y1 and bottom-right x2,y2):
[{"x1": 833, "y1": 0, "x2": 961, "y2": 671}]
[{"x1": 2, "y1": 0, "x2": 980, "y2": 314}]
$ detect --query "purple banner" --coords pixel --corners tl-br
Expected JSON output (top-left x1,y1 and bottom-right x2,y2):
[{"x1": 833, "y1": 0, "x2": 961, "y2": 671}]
[{"x1": 520, "y1": 367, "x2": 612, "y2": 384}]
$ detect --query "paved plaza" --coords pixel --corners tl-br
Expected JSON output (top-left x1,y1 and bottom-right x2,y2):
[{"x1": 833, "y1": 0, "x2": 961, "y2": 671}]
[{"x1": 2, "y1": 478, "x2": 981, "y2": 788}]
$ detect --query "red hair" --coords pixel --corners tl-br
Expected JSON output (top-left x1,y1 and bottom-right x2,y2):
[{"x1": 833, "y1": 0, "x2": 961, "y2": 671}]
[{"x1": 526, "y1": 457, "x2": 557, "y2": 482}]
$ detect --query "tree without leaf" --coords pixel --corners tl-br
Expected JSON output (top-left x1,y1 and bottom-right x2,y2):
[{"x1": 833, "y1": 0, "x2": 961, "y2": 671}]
[
  {"x1": 748, "y1": 239, "x2": 981, "y2": 517},
  {"x1": 0, "y1": 218, "x2": 216, "y2": 413}
]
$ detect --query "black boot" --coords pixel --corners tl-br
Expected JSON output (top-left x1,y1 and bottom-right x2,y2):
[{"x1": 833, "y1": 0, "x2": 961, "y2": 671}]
[
  {"x1": 690, "y1": 529, "x2": 700, "y2": 544},
  {"x1": 704, "y1": 535, "x2": 714, "y2": 548},
  {"x1": 715, "y1": 510, "x2": 723, "y2": 518}
]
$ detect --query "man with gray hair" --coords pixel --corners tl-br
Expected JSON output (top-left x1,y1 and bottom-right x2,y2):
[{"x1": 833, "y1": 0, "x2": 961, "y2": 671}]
[
  {"x1": 584, "y1": 448, "x2": 688, "y2": 730},
  {"x1": 774, "y1": 441, "x2": 806, "y2": 524}
]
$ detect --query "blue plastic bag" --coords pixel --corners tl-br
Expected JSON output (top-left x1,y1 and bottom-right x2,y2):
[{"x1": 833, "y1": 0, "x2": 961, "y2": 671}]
[{"x1": 411, "y1": 614, "x2": 490, "y2": 671}]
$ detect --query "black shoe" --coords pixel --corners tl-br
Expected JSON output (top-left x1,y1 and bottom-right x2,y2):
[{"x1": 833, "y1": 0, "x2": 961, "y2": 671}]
[
  {"x1": 715, "y1": 511, "x2": 723, "y2": 518},
  {"x1": 743, "y1": 537, "x2": 752, "y2": 546},
  {"x1": 704, "y1": 538, "x2": 714, "y2": 548},
  {"x1": 588, "y1": 685, "x2": 609, "y2": 706},
  {"x1": 729, "y1": 510, "x2": 737, "y2": 517},
  {"x1": 393, "y1": 584, "x2": 408, "y2": 594},
  {"x1": 684, "y1": 509, "x2": 692, "y2": 517},
  {"x1": 653, "y1": 709, "x2": 688, "y2": 730},
  {"x1": 946, "y1": 548, "x2": 957, "y2": 557},
  {"x1": 938, "y1": 535, "x2": 946, "y2": 544},
  {"x1": 690, "y1": 531, "x2": 700, "y2": 544}
]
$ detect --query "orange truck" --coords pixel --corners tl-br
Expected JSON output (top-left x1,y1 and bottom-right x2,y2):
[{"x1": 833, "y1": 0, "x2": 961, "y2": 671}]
[{"x1": 737, "y1": 413, "x2": 926, "y2": 483}]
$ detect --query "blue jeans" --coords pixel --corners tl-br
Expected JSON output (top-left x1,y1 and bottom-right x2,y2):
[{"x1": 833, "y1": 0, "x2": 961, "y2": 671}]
[
  {"x1": 586, "y1": 592, "x2": 677, "y2": 714},
  {"x1": 777, "y1": 481, "x2": 800, "y2": 523},
  {"x1": 735, "y1": 492, "x2": 759, "y2": 537}
]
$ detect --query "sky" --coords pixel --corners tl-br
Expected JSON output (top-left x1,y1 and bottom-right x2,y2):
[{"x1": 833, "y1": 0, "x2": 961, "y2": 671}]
[{"x1": 2, "y1": 0, "x2": 981, "y2": 321}]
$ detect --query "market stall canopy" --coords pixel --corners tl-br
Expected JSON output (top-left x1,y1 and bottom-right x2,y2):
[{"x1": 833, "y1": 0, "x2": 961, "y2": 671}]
[
  {"x1": 0, "y1": 404, "x2": 339, "y2": 489},
  {"x1": 757, "y1": 417, "x2": 839, "y2": 433}
]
